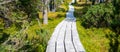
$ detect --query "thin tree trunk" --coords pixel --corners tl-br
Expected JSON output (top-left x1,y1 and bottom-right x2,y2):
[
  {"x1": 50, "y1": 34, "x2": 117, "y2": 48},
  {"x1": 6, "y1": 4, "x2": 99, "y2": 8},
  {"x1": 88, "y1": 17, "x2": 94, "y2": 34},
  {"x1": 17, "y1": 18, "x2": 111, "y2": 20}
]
[
  {"x1": 49, "y1": 0, "x2": 53, "y2": 11},
  {"x1": 43, "y1": 0, "x2": 48, "y2": 24},
  {"x1": 43, "y1": 9, "x2": 48, "y2": 24},
  {"x1": 53, "y1": 0, "x2": 56, "y2": 12},
  {"x1": 92, "y1": 0, "x2": 95, "y2": 5}
]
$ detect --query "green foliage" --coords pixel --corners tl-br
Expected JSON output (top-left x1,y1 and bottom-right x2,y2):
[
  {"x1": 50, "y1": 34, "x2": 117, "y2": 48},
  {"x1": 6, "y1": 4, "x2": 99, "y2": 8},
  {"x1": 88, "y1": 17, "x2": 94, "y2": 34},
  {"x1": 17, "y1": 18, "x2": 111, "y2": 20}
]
[
  {"x1": 17, "y1": 0, "x2": 41, "y2": 20},
  {"x1": 0, "y1": 19, "x2": 4, "y2": 39},
  {"x1": 0, "y1": 22, "x2": 49, "y2": 52},
  {"x1": 82, "y1": 3, "x2": 114, "y2": 28},
  {"x1": 0, "y1": 45, "x2": 6, "y2": 52},
  {"x1": 109, "y1": 1, "x2": 120, "y2": 52},
  {"x1": 76, "y1": 20, "x2": 111, "y2": 52},
  {"x1": 0, "y1": 19, "x2": 4, "y2": 29},
  {"x1": 106, "y1": 32, "x2": 120, "y2": 52},
  {"x1": 74, "y1": 2, "x2": 120, "y2": 52},
  {"x1": 0, "y1": 11, "x2": 65, "y2": 52},
  {"x1": 111, "y1": 0, "x2": 120, "y2": 34},
  {"x1": 74, "y1": 2, "x2": 110, "y2": 52},
  {"x1": 0, "y1": 0, "x2": 70, "y2": 52},
  {"x1": 56, "y1": 0, "x2": 70, "y2": 12}
]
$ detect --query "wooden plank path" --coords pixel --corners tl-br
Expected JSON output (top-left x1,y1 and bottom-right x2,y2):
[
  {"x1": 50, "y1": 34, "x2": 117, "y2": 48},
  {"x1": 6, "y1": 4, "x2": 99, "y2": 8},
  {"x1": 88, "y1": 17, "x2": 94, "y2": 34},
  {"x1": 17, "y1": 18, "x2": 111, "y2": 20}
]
[{"x1": 46, "y1": 0, "x2": 85, "y2": 52}]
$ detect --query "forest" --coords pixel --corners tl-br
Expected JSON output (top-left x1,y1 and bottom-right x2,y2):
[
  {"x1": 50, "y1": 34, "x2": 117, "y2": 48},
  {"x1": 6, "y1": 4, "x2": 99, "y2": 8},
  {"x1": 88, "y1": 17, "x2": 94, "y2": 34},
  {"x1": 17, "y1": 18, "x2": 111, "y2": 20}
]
[{"x1": 0, "y1": 0, "x2": 120, "y2": 52}]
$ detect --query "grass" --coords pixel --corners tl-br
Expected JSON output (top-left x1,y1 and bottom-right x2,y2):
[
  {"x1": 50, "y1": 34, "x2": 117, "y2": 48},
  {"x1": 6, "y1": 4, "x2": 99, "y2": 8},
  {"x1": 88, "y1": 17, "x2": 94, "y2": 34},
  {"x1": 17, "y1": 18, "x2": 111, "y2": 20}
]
[
  {"x1": 74, "y1": 2, "x2": 114, "y2": 52},
  {"x1": 76, "y1": 20, "x2": 111, "y2": 52}
]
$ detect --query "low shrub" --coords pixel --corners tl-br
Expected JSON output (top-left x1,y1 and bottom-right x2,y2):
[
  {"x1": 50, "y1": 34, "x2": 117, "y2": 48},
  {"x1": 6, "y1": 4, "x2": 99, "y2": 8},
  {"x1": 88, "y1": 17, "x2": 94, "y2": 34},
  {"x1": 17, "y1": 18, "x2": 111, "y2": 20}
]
[{"x1": 82, "y1": 3, "x2": 114, "y2": 28}]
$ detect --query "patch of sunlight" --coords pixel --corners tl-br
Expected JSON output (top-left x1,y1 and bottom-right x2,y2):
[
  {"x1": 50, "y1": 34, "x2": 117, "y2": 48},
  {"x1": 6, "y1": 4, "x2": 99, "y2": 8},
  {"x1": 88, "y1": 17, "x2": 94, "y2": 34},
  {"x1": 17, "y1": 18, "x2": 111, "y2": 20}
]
[
  {"x1": 25, "y1": 24, "x2": 40, "y2": 40},
  {"x1": 74, "y1": 6, "x2": 84, "y2": 9}
]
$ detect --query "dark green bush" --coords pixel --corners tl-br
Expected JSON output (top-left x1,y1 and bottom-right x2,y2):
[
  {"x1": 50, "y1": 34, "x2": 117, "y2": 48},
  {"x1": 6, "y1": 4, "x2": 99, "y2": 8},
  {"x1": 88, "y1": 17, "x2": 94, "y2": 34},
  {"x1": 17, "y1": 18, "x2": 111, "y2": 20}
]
[{"x1": 82, "y1": 3, "x2": 114, "y2": 28}]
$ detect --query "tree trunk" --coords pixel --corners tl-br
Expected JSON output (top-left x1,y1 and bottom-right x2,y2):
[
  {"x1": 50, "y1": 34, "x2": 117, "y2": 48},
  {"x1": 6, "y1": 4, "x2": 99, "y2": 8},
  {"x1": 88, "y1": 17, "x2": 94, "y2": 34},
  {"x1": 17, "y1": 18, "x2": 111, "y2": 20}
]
[
  {"x1": 49, "y1": 0, "x2": 56, "y2": 12},
  {"x1": 92, "y1": 0, "x2": 95, "y2": 5},
  {"x1": 98, "y1": 0, "x2": 104, "y2": 3},
  {"x1": 53, "y1": 0, "x2": 56, "y2": 12},
  {"x1": 43, "y1": 0, "x2": 48, "y2": 24},
  {"x1": 75, "y1": 0, "x2": 77, "y2": 4},
  {"x1": 43, "y1": 9, "x2": 48, "y2": 24}
]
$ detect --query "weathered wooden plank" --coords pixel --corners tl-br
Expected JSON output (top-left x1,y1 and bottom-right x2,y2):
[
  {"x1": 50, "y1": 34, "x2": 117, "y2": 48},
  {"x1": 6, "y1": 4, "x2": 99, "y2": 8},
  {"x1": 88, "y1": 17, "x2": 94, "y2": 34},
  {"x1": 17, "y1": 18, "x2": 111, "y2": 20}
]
[
  {"x1": 48, "y1": 20, "x2": 65, "y2": 44},
  {"x1": 46, "y1": 43, "x2": 56, "y2": 52},
  {"x1": 56, "y1": 19, "x2": 68, "y2": 52},
  {"x1": 65, "y1": 19, "x2": 75, "y2": 52},
  {"x1": 46, "y1": 20, "x2": 65, "y2": 52},
  {"x1": 71, "y1": 20, "x2": 85, "y2": 52}
]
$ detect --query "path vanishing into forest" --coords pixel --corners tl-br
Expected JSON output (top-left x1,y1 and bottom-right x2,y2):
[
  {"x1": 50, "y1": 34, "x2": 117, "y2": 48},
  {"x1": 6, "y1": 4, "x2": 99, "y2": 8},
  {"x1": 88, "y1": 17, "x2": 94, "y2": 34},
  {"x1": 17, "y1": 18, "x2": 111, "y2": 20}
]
[{"x1": 46, "y1": 0, "x2": 85, "y2": 52}]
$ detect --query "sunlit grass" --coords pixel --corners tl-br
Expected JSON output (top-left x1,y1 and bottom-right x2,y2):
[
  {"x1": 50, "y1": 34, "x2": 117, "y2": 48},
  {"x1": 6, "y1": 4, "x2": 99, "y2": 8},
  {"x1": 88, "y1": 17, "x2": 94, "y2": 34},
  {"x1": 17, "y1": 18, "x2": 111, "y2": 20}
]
[{"x1": 76, "y1": 20, "x2": 111, "y2": 52}]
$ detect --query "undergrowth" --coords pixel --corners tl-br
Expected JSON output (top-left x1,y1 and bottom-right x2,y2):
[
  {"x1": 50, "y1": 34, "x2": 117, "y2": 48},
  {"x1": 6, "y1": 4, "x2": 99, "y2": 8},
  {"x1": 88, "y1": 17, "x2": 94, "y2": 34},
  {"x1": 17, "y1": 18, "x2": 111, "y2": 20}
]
[
  {"x1": 74, "y1": 2, "x2": 117, "y2": 52},
  {"x1": 0, "y1": 0, "x2": 71, "y2": 52}
]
